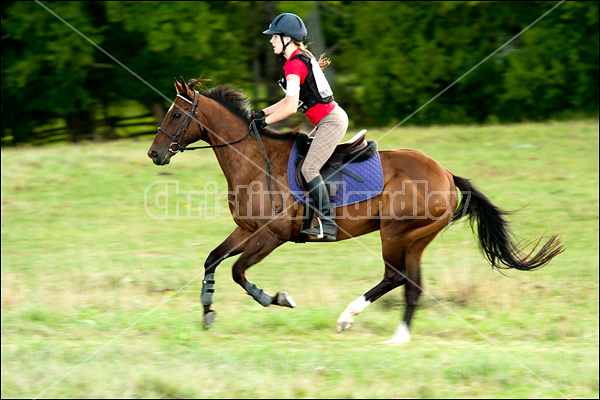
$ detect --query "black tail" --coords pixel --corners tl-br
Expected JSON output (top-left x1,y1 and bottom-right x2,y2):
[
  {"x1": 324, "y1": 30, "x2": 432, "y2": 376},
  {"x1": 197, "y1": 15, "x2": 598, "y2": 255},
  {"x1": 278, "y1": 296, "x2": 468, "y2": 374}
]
[{"x1": 451, "y1": 175, "x2": 564, "y2": 271}]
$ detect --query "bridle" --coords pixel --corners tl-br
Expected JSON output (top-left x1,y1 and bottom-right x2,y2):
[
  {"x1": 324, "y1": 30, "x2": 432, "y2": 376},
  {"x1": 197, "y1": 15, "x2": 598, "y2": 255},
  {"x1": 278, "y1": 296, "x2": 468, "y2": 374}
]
[
  {"x1": 157, "y1": 90, "x2": 252, "y2": 153},
  {"x1": 156, "y1": 90, "x2": 282, "y2": 212},
  {"x1": 157, "y1": 90, "x2": 205, "y2": 154}
]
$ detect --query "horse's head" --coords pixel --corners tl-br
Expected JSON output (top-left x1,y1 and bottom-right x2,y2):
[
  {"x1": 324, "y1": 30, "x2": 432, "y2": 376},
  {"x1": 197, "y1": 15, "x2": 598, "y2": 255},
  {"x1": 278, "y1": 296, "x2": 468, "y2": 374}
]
[{"x1": 148, "y1": 77, "x2": 206, "y2": 165}]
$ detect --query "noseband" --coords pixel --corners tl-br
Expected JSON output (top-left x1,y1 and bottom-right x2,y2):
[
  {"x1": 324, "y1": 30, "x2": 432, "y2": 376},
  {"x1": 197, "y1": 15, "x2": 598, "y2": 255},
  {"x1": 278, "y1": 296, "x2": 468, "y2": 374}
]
[{"x1": 157, "y1": 90, "x2": 205, "y2": 154}]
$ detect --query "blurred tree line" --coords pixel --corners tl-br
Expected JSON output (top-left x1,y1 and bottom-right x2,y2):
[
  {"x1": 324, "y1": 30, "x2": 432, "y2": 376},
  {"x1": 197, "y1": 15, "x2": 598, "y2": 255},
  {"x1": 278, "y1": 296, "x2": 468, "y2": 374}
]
[{"x1": 1, "y1": 1, "x2": 598, "y2": 144}]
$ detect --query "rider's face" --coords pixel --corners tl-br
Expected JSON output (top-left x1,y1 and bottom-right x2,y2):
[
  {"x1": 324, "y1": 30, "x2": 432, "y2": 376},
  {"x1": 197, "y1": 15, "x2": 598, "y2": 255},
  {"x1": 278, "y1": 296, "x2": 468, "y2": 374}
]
[{"x1": 270, "y1": 34, "x2": 291, "y2": 55}]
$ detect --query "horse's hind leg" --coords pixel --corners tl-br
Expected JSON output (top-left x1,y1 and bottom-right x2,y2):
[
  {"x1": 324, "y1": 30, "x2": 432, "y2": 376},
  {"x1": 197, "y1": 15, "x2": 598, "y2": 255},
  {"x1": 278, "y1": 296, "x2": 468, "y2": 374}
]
[
  {"x1": 382, "y1": 232, "x2": 438, "y2": 344},
  {"x1": 337, "y1": 237, "x2": 408, "y2": 333}
]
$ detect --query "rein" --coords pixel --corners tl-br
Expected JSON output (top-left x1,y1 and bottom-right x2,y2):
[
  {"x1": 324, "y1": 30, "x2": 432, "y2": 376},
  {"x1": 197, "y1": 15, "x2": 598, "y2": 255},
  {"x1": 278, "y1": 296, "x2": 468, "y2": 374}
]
[
  {"x1": 178, "y1": 130, "x2": 252, "y2": 152},
  {"x1": 158, "y1": 90, "x2": 253, "y2": 152},
  {"x1": 248, "y1": 121, "x2": 284, "y2": 213},
  {"x1": 157, "y1": 92, "x2": 283, "y2": 212}
]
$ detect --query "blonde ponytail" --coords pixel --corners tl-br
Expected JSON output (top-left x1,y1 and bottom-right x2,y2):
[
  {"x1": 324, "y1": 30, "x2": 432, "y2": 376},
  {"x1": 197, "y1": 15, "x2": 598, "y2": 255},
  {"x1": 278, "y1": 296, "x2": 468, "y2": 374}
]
[{"x1": 294, "y1": 41, "x2": 331, "y2": 70}]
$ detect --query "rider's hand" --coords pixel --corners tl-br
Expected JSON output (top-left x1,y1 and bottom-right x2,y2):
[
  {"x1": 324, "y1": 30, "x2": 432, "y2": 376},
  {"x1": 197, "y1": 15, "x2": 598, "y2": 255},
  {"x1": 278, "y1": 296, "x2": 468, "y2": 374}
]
[
  {"x1": 251, "y1": 118, "x2": 268, "y2": 131},
  {"x1": 251, "y1": 110, "x2": 265, "y2": 121}
]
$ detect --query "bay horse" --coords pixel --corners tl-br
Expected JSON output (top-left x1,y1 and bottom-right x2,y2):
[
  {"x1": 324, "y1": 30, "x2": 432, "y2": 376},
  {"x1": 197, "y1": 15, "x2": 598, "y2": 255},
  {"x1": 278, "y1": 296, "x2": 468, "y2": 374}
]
[{"x1": 148, "y1": 78, "x2": 563, "y2": 343}]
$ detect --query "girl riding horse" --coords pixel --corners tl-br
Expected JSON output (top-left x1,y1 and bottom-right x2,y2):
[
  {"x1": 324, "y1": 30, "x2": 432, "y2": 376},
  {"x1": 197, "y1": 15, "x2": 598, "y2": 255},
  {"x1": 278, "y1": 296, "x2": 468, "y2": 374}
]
[{"x1": 252, "y1": 13, "x2": 347, "y2": 241}]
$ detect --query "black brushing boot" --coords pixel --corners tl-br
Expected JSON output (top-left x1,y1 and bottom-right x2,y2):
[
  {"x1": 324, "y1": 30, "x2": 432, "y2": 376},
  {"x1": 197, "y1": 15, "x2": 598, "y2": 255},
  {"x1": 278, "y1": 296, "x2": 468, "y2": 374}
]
[{"x1": 300, "y1": 176, "x2": 337, "y2": 241}]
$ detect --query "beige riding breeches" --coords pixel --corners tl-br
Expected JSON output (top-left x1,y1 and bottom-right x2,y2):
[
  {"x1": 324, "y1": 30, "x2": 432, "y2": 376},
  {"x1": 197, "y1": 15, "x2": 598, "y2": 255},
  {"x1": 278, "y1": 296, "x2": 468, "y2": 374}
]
[{"x1": 300, "y1": 106, "x2": 349, "y2": 182}]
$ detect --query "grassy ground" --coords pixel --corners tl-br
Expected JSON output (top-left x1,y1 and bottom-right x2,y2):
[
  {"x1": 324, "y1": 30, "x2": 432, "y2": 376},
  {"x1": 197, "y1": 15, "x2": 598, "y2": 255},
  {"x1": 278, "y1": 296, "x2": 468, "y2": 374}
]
[{"x1": 1, "y1": 120, "x2": 598, "y2": 398}]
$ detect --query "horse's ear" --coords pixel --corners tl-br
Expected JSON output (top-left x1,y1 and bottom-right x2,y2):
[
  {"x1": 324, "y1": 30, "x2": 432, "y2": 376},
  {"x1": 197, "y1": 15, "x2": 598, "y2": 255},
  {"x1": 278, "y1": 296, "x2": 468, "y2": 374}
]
[
  {"x1": 174, "y1": 77, "x2": 183, "y2": 93},
  {"x1": 179, "y1": 76, "x2": 194, "y2": 98}
]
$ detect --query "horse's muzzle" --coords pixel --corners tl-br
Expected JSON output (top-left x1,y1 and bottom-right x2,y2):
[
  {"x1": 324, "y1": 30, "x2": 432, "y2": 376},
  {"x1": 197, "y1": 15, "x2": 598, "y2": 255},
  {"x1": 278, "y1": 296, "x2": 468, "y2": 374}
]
[{"x1": 148, "y1": 149, "x2": 170, "y2": 165}]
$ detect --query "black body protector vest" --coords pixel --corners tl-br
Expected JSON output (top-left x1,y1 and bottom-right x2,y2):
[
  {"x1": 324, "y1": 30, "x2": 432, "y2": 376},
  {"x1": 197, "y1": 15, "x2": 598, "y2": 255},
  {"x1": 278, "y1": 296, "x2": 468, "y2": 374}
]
[{"x1": 279, "y1": 52, "x2": 334, "y2": 113}]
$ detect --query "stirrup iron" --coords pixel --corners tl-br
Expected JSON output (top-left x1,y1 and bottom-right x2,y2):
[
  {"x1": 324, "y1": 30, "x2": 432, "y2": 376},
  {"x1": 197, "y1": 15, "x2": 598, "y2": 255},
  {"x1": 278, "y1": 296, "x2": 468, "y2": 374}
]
[{"x1": 315, "y1": 217, "x2": 324, "y2": 239}]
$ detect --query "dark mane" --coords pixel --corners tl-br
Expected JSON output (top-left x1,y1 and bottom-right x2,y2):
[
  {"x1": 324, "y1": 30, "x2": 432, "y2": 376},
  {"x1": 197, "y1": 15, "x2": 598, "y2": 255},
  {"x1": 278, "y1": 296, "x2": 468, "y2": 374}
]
[
  {"x1": 201, "y1": 84, "x2": 252, "y2": 123},
  {"x1": 188, "y1": 80, "x2": 299, "y2": 141}
]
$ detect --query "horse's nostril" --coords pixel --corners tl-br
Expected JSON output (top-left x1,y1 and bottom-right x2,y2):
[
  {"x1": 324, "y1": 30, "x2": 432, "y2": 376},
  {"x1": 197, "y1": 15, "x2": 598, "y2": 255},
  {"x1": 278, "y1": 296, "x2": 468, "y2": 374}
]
[{"x1": 151, "y1": 151, "x2": 158, "y2": 158}]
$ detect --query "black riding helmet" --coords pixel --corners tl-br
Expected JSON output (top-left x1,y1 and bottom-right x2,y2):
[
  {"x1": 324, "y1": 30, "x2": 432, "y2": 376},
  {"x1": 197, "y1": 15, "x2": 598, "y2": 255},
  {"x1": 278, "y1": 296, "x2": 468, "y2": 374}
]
[{"x1": 263, "y1": 13, "x2": 307, "y2": 57}]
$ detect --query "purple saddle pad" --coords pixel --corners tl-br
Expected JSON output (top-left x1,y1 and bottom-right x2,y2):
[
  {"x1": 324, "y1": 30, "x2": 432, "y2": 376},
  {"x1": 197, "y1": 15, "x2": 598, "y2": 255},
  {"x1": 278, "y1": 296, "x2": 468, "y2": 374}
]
[{"x1": 287, "y1": 141, "x2": 384, "y2": 207}]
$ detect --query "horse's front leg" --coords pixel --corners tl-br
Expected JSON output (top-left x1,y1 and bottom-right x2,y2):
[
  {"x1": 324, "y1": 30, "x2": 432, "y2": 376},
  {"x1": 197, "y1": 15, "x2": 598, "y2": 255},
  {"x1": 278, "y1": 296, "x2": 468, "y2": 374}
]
[
  {"x1": 201, "y1": 227, "x2": 250, "y2": 329},
  {"x1": 231, "y1": 228, "x2": 296, "y2": 308}
]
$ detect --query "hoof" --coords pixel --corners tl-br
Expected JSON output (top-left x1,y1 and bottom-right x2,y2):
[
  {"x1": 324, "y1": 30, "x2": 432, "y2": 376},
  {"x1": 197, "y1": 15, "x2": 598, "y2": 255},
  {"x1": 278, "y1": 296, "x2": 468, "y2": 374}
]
[
  {"x1": 275, "y1": 292, "x2": 296, "y2": 308},
  {"x1": 337, "y1": 320, "x2": 353, "y2": 333},
  {"x1": 203, "y1": 311, "x2": 217, "y2": 329},
  {"x1": 380, "y1": 322, "x2": 411, "y2": 344}
]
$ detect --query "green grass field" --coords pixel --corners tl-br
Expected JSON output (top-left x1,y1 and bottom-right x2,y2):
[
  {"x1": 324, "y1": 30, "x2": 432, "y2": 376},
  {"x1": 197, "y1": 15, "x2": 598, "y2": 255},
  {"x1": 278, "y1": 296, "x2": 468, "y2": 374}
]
[{"x1": 1, "y1": 120, "x2": 598, "y2": 398}]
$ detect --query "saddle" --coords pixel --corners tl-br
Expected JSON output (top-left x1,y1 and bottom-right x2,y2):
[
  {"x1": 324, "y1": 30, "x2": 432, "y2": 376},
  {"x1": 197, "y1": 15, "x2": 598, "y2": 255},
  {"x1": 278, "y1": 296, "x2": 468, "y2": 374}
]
[{"x1": 294, "y1": 129, "x2": 378, "y2": 196}]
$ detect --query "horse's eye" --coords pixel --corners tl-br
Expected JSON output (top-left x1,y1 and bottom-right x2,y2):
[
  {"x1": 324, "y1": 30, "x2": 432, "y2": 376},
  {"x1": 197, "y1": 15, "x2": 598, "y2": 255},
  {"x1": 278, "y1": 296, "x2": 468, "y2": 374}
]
[{"x1": 173, "y1": 113, "x2": 181, "y2": 119}]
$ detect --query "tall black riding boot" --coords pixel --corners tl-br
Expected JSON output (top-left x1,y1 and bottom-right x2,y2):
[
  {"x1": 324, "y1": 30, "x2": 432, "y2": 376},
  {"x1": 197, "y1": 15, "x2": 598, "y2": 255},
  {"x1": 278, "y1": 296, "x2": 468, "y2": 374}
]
[{"x1": 300, "y1": 176, "x2": 337, "y2": 241}]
